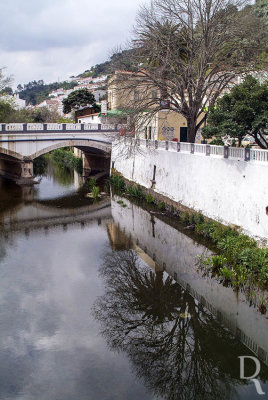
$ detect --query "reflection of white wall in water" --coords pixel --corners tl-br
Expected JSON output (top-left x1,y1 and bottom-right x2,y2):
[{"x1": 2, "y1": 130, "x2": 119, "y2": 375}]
[
  {"x1": 112, "y1": 143, "x2": 268, "y2": 242},
  {"x1": 74, "y1": 170, "x2": 83, "y2": 190},
  {"x1": 111, "y1": 197, "x2": 268, "y2": 365}
]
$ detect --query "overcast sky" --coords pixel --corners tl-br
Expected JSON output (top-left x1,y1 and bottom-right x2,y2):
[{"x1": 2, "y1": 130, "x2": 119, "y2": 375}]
[{"x1": 0, "y1": 0, "x2": 145, "y2": 88}]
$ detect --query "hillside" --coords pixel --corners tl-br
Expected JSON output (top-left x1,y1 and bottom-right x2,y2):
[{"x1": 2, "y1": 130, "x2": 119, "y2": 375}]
[
  {"x1": 17, "y1": 49, "x2": 135, "y2": 106},
  {"x1": 75, "y1": 49, "x2": 136, "y2": 79},
  {"x1": 18, "y1": 80, "x2": 78, "y2": 106}
]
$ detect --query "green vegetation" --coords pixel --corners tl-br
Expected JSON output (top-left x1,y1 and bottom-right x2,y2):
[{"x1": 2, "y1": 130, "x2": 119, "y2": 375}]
[
  {"x1": 0, "y1": 101, "x2": 61, "y2": 123},
  {"x1": 117, "y1": 199, "x2": 127, "y2": 207},
  {"x1": 157, "y1": 201, "x2": 166, "y2": 212},
  {"x1": 202, "y1": 76, "x2": 268, "y2": 148},
  {"x1": 84, "y1": 178, "x2": 96, "y2": 191},
  {"x1": 51, "y1": 148, "x2": 82, "y2": 173},
  {"x1": 33, "y1": 155, "x2": 48, "y2": 176},
  {"x1": 178, "y1": 211, "x2": 268, "y2": 289},
  {"x1": 145, "y1": 194, "x2": 155, "y2": 204},
  {"x1": 17, "y1": 80, "x2": 78, "y2": 105},
  {"x1": 76, "y1": 49, "x2": 135, "y2": 79},
  {"x1": 126, "y1": 184, "x2": 145, "y2": 199},
  {"x1": 62, "y1": 89, "x2": 100, "y2": 114},
  {"x1": 92, "y1": 185, "x2": 100, "y2": 200},
  {"x1": 56, "y1": 117, "x2": 75, "y2": 123},
  {"x1": 109, "y1": 174, "x2": 126, "y2": 192}
]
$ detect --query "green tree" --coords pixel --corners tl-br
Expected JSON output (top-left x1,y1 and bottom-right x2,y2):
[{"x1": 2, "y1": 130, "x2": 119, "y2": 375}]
[
  {"x1": 0, "y1": 87, "x2": 13, "y2": 96},
  {"x1": 202, "y1": 76, "x2": 268, "y2": 148},
  {"x1": 0, "y1": 101, "x2": 14, "y2": 122},
  {"x1": 62, "y1": 89, "x2": 100, "y2": 114}
]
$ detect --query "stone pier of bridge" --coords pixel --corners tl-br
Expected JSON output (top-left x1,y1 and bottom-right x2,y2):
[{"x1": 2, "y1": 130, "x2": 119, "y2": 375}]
[{"x1": 0, "y1": 156, "x2": 34, "y2": 185}]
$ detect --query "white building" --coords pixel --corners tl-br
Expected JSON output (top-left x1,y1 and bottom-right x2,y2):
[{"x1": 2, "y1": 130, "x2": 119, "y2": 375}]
[{"x1": 77, "y1": 113, "x2": 101, "y2": 124}]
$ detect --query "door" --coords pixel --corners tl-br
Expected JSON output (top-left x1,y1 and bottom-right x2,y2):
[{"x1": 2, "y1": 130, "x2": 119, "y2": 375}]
[{"x1": 180, "y1": 127, "x2": 188, "y2": 142}]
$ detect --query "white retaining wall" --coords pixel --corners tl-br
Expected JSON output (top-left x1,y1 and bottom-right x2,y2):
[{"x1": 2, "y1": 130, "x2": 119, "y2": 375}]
[{"x1": 112, "y1": 142, "x2": 268, "y2": 242}]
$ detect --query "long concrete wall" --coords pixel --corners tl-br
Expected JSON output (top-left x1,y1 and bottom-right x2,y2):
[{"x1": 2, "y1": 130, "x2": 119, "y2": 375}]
[{"x1": 112, "y1": 142, "x2": 268, "y2": 242}]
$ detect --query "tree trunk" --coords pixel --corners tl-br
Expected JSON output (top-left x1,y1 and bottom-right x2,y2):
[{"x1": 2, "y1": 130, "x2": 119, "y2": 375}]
[{"x1": 186, "y1": 117, "x2": 197, "y2": 143}]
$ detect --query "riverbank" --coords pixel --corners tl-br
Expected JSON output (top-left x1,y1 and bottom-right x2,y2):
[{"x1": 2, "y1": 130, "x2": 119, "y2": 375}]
[
  {"x1": 111, "y1": 141, "x2": 268, "y2": 243},
  {"x1": 110, "y1": 173, "x2": 268, "y2": 313}
]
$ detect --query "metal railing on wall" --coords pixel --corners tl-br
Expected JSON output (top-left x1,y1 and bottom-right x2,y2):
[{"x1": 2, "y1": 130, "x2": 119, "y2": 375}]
[{"x1": 124, "y1": 138, "x2": 268, "y2": 163}]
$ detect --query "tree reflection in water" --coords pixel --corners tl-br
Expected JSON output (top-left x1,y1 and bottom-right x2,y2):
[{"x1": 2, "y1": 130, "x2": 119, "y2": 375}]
[{"x1": 93, "y1": 250, "x2": 264, "y2": 400}]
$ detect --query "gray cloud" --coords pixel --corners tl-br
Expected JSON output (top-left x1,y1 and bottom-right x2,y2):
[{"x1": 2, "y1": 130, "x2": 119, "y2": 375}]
[{"x1": 0, "y1": 0, "x2": 144, "y2": 86}]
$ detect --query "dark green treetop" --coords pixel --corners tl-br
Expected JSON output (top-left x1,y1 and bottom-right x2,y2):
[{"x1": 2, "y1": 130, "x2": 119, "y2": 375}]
[
  {"x1": 62, "y1": 89, "x2": 100, "y2": 114},
  {"x1": 202, "y1": 76, "x2": 268, "y2": 149}
]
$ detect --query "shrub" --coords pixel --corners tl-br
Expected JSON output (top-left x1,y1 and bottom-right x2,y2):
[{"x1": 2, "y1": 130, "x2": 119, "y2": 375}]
[
  {"x1": 145, "y1": 194, "x2": 155, "y2": 204},
  {"x1": 126, "y1": 185, "x2": 145, "y2": 199},
  {"x1": 209, "y1": 255, "x2": 228, "y2": 271},
  {"x1": 157, "y1": 201, "x2": 165, "y2": 211},
  {"x1": 84, "y1": 178, "x2": 96, "y2": 191},
  {"x1": 180, "y1": 211, "x2": 190, "y2": 224},
  {"x1": 109, "y1": 174, "x2": 125, "y2": 192},
  {"x1": 92, "y1": 186, "x2": 99, "y2": 200}
]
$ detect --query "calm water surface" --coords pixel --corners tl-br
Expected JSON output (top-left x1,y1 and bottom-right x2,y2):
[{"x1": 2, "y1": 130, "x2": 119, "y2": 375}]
[{"x1": 0, "y1": 161, "x2": 268, "y2": 400}]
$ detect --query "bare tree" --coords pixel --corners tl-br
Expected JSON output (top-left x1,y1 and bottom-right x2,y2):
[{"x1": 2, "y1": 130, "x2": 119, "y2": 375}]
[{"x1": 112, "y1": 0, "x2": 266, "y2": 142}]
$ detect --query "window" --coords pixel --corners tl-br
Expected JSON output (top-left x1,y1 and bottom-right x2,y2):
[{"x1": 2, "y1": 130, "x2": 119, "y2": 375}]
[
  {"x1": 151, "y1": 90, "x2": 157, "y2": 100},
  {"x1": 134, "y1": 91, "x2": 139, "y2": 101}
]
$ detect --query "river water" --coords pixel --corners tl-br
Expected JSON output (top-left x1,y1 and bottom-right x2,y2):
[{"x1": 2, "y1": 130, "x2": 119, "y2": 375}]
[{"x1": 0, "y1": 160, "x2": 268, "y2": 400}]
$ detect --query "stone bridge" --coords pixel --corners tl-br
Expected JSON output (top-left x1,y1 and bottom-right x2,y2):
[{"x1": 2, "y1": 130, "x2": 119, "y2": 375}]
[{"x1": 0, "y1": 123, "x2": 124, "y2": 184}]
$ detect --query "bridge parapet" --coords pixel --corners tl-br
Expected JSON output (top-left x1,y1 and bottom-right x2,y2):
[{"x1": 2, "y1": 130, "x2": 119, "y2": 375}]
[{"x1": 0, "y1": 123, "x2": 127, "y2": 133}]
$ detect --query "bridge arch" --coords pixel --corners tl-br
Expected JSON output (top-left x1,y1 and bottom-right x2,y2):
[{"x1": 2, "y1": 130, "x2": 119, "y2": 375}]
[
  {"x1": 0, "y1": 147, "x2": 23, "y2": 161},
  {"x1": 29, "y1": 139, "x2": 111, "y2": 160}
]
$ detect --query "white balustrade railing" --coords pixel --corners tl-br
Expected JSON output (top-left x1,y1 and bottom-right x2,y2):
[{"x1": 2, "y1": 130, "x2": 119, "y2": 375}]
[
  {"x1": 180, "y1": 143, "x2": 192, "y2": 152},
  {"x1": 6, "y1": 123, "x2": 24, "y2": 131},
  {"x1": 169, "y1": 141, "x2": 178, "y2": 151},
  {"x1": 47, "y1": 123, "x2": 62, "y2": 130},
  {"x1": 210, "y1": 145, "x2": 224, "y2": 157},
  {"x1": 117, "y1": 124, "x2": 127, "y2": 130},
  {"x1": 229, "y1": 146, "x2": 245, "y2": 159},
  {"x1": 251, "y1": 148, "x2": 268, "y2": 162},
  {"x1": 84, "y1": 123, "x2": 99, "y2": 130},
  {"x1": 101, "y1": 124, "x2": 115, "y2": 130},
  {"x1": 27, "y1": 123, "x2": 43, "y2": 131},
  {"x1": 194, "y1": 143, "x2": 206, "y2": 154},
  {"x1": 158, "y1": 141, "x2": 166, "y2": 149},
  {"x1": 66, "y1": 123, "x2": 81, "y2": 130},
  {"x1": 139, "y1": 139, "x2": 147, "y2": 147}
]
